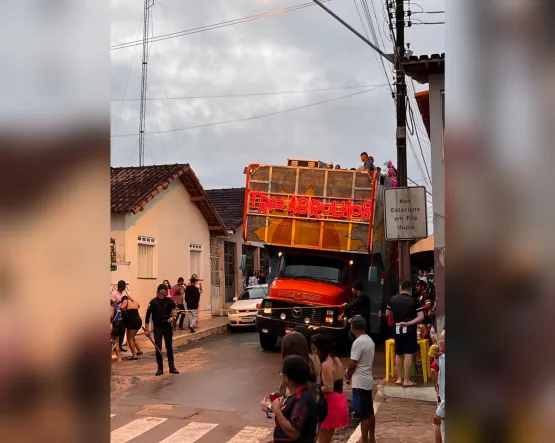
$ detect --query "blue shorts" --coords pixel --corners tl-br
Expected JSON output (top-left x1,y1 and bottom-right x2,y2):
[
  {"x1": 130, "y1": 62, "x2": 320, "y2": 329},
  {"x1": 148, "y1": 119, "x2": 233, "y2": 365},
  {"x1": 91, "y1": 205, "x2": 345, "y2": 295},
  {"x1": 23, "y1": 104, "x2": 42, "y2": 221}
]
[{"x1": 352, "y1": 388, "x2": 374, "y2": 420}]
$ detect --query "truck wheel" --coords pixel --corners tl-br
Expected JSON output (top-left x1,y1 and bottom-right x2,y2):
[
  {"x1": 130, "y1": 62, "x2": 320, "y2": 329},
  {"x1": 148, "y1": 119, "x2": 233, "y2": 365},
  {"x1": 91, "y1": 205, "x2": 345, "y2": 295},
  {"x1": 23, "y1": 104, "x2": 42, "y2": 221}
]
[{"x1": 259, "y1": 333, "x2": 278, "y2": 351}]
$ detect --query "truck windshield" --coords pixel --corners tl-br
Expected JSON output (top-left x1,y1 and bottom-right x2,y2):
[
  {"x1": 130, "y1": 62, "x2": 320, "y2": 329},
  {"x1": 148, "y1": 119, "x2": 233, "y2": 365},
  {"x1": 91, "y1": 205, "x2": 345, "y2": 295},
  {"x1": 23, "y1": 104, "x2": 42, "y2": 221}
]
[{"x1": 278, "y1": 254, "x2": 346, "y2": 285}]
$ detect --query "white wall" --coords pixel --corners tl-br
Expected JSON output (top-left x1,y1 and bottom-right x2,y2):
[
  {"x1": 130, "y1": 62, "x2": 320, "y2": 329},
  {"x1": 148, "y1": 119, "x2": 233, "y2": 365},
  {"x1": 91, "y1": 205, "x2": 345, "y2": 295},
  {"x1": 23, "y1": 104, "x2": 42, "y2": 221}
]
[
  {"x1": 111, "y1": 180, "x2": 212, "y2": 319},
  {"x1": 429, "y1": 73, "x2": 445, "y2": 332}
]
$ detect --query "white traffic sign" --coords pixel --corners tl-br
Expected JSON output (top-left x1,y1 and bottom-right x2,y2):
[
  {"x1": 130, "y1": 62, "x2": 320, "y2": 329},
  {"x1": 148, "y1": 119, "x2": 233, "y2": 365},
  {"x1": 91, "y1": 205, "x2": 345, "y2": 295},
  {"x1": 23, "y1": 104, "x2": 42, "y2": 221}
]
[{"x1": 384, "y1": 186, "x2": 428, "y2": 240}]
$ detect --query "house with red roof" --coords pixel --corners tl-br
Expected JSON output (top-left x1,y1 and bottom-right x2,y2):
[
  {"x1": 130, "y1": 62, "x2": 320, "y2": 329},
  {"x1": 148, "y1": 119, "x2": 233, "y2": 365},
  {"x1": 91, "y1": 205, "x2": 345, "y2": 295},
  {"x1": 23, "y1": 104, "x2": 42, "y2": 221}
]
[
  {"x1": 205, "y1": 187, "x2": 269, "y2": 303},
  {"x1": 110, "y1": 164, "x2": 228, "y2": 317}
]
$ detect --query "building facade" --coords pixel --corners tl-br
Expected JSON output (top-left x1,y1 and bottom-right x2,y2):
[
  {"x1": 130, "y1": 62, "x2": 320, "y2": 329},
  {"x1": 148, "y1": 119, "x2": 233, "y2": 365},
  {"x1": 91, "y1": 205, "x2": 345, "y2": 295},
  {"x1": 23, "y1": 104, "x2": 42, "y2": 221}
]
[
  {"x1": 110, "y1": 164, "x2": 228, "y2": 319},
  {"x1": 402, "y1": 54, "x2": 445, "y2": 332},
  {"x1": 206, "y1": 188, "x2": 267, "y2": 307}
]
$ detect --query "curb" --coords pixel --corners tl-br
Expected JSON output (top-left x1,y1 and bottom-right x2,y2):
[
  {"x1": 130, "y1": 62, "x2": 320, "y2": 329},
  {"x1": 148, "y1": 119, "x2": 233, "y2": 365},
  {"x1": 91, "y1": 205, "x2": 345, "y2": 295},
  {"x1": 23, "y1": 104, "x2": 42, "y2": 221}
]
[
  {"x1": 377, "y1": 384, "x2": 436, "y2": 402},
  {"x1": 113, "y1": 323, "x2": 229, "y2": 359}
]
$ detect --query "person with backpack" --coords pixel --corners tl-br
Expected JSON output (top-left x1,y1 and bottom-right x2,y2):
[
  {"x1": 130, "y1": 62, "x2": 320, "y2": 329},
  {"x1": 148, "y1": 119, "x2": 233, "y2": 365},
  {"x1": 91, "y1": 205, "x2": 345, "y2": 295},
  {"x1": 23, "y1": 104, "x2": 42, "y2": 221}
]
[{"x1": 110, "y1": 300, "x2": 123, "y2": 363}]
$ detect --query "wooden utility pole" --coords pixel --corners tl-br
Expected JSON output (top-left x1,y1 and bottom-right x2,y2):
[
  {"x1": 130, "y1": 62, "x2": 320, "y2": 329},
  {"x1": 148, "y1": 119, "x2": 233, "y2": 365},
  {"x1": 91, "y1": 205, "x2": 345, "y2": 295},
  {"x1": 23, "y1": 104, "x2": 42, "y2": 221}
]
[{"x1": 394, "y1": 0, "x2": 411, "y2": 283}]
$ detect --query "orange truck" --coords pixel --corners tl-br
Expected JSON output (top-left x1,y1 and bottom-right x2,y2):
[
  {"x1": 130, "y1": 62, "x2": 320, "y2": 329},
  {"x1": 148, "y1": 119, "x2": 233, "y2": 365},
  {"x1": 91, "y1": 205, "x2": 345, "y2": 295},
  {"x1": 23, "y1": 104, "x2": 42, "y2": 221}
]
[{"x1": 244, "y1": 159, "x2": 394, "y2": 350}]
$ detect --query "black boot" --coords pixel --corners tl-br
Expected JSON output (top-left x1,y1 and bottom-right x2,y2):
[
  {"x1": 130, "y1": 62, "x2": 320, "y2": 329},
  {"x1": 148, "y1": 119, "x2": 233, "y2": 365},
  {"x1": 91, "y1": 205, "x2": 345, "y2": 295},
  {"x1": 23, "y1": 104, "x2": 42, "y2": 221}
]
[
  {"x1": 155, "y1": 366, "x2": 163, "y2": 376},
  {"x1": 169, "y1": 363, "x2": 179, "y2": 375}
]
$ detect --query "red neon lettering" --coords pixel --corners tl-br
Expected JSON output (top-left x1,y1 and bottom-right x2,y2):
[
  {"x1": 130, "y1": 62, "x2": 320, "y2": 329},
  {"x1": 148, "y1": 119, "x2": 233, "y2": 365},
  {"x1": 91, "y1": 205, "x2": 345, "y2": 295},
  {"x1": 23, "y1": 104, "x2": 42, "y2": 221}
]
[
  {"x1": 287, "y1": 196, "x2": 297, "y2": 213},
  {"x1": 309, "y1": 198, "x2": 322, "y2": 219},
  {"x1": 361, "y1": 200, "x2": 373, "y2": 219},
  {"x1": 350, "y1": 205, "x2": 362, "y2": 218},
  {"x1": 249, "y1": 191, "x2": 262, "y2": 209},
  {"x1": 322, "y1": 203, "x2": 333, "y2": 216},
  {"x1": 296, "y1": 197, "x2": 309, "y2": 215},
  {"x1": 258, "y1": 194, "x2": 271, "y2": 214},
  {"x1": 249, "y1": 193, "x2": 373, "y2": 221}
]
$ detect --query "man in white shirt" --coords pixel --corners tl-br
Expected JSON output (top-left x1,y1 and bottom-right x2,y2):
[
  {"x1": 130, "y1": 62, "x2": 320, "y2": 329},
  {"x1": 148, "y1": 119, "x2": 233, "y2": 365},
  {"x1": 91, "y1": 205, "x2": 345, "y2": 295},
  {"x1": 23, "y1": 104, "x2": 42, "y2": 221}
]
[{"x1": 345, "y1": 315, "x2": 376, "y2": 443}]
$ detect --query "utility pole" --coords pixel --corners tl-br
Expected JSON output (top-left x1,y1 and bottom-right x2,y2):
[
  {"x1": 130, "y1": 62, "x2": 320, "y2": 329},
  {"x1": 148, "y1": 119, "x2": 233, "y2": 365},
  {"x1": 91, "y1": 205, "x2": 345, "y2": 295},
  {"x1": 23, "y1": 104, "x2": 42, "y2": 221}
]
[
  {"x1": 394, "y1": 0, "x2": 411, "y2": 283},
  {"x1": 139, "y1": 0, "x2": 154, "y2": 166}
]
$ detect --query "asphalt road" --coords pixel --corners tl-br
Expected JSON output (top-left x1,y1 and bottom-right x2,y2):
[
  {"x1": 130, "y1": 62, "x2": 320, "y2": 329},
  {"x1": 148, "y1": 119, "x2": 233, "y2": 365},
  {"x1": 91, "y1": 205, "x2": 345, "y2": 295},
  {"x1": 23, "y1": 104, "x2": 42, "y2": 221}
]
[{"x1": 111, "y1": 328, "x2": 385, "y2": 443}]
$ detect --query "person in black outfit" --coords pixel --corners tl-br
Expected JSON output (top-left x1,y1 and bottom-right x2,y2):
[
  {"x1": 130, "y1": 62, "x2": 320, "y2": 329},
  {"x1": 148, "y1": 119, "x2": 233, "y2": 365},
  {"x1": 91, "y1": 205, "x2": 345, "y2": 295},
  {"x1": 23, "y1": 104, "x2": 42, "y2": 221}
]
[
  {"x1": 386, "y1": 280, "x2": 424, "y2": 387},
  {"x1": 145, "y1": 284, "x2": 180, "y2": 376},
  {"x1": 184, "y1": 278, "x2": 201, "y2": 333},
  {"x1": 344, "y1": 281, "x2": 371, "y2": 334}
]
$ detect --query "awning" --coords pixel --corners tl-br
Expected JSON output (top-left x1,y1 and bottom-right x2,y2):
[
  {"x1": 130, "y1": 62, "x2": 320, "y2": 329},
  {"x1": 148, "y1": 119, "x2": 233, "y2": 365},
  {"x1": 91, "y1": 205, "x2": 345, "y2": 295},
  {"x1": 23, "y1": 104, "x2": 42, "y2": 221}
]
[{"x1": 410, "y1": 235, "x2": 434, "y2": 254}]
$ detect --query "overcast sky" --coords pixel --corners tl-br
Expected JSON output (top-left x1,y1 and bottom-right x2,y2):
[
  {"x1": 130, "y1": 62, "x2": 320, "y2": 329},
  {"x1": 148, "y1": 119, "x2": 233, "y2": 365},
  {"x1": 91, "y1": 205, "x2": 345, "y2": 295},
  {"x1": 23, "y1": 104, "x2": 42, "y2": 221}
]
[{"x1": 111, "y1": 0, "x2": 444, "y2": 198}]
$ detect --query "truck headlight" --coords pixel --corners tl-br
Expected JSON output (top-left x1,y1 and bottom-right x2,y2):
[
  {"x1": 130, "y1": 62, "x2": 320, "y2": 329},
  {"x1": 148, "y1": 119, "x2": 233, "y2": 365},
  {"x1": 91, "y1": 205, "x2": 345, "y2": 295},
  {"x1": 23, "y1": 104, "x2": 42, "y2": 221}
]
[
  {"x1": 325, "y1": 316, "x2": 334, "y2": 324},
  {"x1": 263, "y1": 302, "x2": 272, "y2": 314}
]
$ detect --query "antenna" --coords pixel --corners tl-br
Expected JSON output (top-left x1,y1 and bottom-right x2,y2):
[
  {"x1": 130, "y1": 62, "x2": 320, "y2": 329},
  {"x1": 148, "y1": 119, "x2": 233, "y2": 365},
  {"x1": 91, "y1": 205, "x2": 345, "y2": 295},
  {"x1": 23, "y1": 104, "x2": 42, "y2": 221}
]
[{"x1": 139, "y1": 0, "x2": 154, "y2": 166}]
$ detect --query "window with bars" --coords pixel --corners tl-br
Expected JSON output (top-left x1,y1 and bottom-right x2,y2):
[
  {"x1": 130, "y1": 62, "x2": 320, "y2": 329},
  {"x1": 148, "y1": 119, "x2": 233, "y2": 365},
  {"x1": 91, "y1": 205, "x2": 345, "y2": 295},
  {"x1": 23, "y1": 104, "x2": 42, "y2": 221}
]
[
  {"x1": 137, "y1": 236, "x2": 157, "y2": 279},
  {"x1": 189, "y1": 243, "x2": 202, "y2": 278},
  {"x1": 210, "y1": 238, "x2": 221, "y2": 286}
]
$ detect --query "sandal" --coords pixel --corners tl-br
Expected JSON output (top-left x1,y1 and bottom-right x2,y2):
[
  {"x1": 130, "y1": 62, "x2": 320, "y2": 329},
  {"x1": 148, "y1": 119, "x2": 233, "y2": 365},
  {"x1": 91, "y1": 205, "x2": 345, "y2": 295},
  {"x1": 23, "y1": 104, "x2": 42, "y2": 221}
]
[
  {"x1": 136, "y1": 351, "x2": 143, "y2": 356},
  {"x1": 127, "y1": 355, "x2": 139, "y2": 361},
  {"x1": 403, "y1": 381, "x2": 417, "y2": 387}
]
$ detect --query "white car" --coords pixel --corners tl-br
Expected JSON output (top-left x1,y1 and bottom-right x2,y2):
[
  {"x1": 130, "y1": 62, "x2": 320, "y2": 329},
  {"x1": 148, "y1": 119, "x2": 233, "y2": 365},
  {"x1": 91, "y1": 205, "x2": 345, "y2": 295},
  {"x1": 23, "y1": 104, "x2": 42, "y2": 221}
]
[{"x1": 228, "y1": 284, "x2": 268, "y2": 328}]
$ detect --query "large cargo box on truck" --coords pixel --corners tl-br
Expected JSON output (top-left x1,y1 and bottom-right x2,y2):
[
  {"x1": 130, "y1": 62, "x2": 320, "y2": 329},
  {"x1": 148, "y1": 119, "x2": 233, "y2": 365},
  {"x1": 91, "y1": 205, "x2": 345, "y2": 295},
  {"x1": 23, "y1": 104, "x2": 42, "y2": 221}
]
[{"x1": 244, "y1": 164, "x2": 378, "y2": 254}]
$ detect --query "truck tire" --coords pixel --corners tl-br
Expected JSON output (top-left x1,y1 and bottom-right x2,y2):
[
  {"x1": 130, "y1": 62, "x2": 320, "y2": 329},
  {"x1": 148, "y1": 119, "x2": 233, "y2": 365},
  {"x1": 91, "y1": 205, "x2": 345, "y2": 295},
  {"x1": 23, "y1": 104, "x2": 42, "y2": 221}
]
[{"x1": 259, "y1": 333, "x2": 278, "y2": 351}]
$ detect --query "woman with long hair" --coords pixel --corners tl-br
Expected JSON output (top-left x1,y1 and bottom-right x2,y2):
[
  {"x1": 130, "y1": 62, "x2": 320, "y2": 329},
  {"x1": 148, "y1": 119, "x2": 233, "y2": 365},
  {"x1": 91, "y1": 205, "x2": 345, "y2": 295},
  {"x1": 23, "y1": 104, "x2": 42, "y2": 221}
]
[
  {"x1": 310, "y1": 334, "x2": 349, "y2": 442},
  {"x1": 119, "y1": 293, "x2": 143, "y2": 360},
  {"x1": 280, "y1": 332, "x2": 318, "y2": 399}
]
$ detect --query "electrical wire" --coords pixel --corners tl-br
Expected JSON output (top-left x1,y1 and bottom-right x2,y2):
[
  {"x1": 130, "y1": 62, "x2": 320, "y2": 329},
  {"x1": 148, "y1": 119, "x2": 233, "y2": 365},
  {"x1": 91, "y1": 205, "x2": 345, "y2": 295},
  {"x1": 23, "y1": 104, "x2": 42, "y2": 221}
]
[
  {"x1": 112, "y1": 19, "x2": 143, "y2": 144},
  {"x1": 111, "y1": 85, "x2": 387, "y2": 138},
  {"x1": 110, "y1": 84, "x2": 388, "y2": 102},
  {"x1": 111, "y1": 1, "x2": 331, "y2": 50}
]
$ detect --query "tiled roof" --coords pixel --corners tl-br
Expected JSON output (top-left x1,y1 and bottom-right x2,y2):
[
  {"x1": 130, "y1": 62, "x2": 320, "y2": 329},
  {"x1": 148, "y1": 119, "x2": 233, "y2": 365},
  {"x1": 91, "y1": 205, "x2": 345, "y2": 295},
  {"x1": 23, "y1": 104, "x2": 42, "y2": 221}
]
[
  {"x1": 205, "y1": 187, "x2": 246, "y2": 231},
  {"x1": 111, "y1": 164, "x2": 228, "y2": 237},
  {"x1": 401, "y1": 53, "x2": 445, "y2": 84}
]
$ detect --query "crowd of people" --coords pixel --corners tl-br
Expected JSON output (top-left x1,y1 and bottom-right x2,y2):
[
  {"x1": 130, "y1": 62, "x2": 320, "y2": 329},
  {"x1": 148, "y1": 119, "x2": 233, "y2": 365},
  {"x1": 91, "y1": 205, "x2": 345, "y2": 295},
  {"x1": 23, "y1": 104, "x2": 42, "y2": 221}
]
[
  {"x1": 261, "y1": 314, "x2": 376, "y2": 443},
  {"x1": 244, "y1": 268, "x2": 268, "y2": 288},
  {"x1": 110, "y1": 275, "x2": 202, "y2": 374},
  {"x1": 259, "y1": 275, "x2": 444, "y2": 443},
  {"x1": 325, "y1": 152, "x2": 398, "y2": 186}
]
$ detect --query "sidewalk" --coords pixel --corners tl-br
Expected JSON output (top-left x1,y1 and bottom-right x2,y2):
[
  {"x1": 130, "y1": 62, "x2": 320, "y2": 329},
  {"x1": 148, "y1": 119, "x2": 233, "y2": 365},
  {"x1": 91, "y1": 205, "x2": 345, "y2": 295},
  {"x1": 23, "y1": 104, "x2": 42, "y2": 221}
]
[
  {"x1": 120, "y1": 316, "x2": 229, "y2": 356},
  {"x1": 374, "y1": 397, "x2": 436, "y2": 443}
]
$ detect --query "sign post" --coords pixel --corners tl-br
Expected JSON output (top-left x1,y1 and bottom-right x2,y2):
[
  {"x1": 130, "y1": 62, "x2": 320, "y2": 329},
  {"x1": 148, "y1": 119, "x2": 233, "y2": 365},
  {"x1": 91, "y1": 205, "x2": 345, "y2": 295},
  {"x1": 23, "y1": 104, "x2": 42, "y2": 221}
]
[{"x1": 384, "y1": 186, "x2": 428, "y2": 241}]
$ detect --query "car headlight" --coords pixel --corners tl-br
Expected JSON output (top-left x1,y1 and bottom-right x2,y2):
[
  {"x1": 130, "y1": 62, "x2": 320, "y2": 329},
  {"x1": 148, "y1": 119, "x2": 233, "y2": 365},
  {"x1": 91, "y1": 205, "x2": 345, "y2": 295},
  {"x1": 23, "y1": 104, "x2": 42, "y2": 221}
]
[{"x1": 228, "y1": 309, "x2": 237, "y2": 315}]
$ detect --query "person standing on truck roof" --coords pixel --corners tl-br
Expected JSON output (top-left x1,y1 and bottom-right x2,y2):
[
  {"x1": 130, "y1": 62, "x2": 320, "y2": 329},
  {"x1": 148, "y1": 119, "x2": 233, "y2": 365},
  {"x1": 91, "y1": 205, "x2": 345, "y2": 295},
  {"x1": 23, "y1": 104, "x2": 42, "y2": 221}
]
[
  {"x1": 343, "y1": 281, "x2": 371, "y2": 334},
  {"x1": 358, "y1": 152, "x2": 376, "y2": 172}
]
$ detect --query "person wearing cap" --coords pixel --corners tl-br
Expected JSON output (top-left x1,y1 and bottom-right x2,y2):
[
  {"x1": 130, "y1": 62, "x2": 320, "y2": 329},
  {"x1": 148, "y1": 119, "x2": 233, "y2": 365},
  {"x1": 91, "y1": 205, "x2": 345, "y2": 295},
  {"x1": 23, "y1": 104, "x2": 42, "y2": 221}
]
[
  {"x1": 343, "y1": 281, "x2": 371, "y2": 334},
  {"x1": 345, "y1": 316, "x2": 376, "y2": 443}
]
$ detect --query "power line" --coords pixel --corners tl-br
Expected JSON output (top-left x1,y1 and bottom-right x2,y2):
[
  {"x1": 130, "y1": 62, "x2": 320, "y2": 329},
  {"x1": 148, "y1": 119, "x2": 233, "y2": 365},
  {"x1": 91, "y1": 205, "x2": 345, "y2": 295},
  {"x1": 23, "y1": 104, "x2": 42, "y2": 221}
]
[
  {"x1": 111, "y1": 1, "x2": 332, "y2": 50},
  {"x1": 112, "y1": 20, "x2": 143, "y2": 145},
  {"x1": 111, "y1": 85, "x2": 387, "y2": 138},
  {"x1": 110, "y1": 84, "x2": 388, "y2": 102}
]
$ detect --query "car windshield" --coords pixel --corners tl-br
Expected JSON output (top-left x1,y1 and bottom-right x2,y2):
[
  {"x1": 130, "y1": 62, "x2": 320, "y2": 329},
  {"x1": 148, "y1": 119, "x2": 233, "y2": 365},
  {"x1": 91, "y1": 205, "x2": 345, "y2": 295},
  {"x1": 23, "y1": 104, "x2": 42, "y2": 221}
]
[
  {"x1": 278, "y1": 254, "x2": 347, "y2": 285},
  {"x1": 238, "y1": 287, "x2": 268, "y2": 300}
]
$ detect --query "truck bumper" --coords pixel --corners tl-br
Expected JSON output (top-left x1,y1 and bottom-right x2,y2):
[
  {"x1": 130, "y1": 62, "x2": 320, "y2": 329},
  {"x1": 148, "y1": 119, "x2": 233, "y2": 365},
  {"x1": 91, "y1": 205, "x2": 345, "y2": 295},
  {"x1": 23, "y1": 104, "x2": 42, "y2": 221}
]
[{"x1": 256, "y1": 315, "x2": 350, "y2": 342}]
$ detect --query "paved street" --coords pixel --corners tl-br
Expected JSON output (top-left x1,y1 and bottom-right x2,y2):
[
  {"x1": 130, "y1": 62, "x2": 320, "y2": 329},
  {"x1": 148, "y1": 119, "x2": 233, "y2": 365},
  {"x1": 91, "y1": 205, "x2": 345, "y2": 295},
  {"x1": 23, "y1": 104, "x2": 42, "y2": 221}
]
[{"x1": 111, "y1": 329, "x2": 386, "y2": 442}]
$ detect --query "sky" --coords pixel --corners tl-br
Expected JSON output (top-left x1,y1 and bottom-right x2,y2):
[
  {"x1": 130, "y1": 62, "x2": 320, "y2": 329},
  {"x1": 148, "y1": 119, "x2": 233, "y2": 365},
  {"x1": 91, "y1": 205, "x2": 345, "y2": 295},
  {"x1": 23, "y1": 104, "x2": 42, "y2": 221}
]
[{"x1": 110, "y1": 0, "x2": 444, "y2": 211}]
